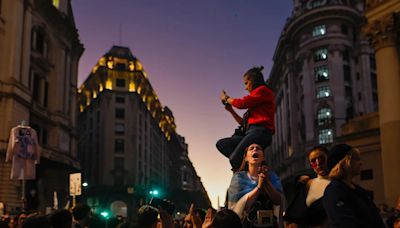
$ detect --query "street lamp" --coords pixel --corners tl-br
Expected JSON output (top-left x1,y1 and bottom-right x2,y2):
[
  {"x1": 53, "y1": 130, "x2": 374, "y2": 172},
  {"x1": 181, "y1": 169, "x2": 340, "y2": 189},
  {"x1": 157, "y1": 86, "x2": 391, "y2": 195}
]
[{"x1": 149, "y1": 189, "x2": 159, "y2": 196}]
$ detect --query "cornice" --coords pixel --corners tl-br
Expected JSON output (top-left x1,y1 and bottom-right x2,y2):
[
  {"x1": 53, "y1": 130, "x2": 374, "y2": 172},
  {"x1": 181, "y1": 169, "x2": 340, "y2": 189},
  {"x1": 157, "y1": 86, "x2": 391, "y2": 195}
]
[
  {"x1": 363, "y1": 13, "x2": 397, "y2": 50},
  {"x1": 286, "y1": 6, "x2": 362, "y2": 39}
]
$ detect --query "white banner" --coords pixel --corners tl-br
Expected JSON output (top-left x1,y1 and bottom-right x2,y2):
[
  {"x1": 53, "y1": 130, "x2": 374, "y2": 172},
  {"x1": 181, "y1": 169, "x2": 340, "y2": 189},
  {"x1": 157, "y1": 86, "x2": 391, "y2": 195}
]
[{"x1": 69, "y1": 173, "x2": 81, "y2": 196}]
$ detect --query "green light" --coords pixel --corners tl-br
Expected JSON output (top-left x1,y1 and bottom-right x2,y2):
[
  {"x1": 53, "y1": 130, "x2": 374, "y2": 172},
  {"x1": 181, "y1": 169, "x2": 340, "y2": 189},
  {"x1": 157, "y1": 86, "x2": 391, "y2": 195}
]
[
  {"x1": 100, "y1": 211, "x2": 109, "y2": 219},
  {"x1": 149, "y1": 189, "x2": 160, "y2": 196},
  {"x1": 82, "y1": 182, "x2": 88, "y2": 187}
]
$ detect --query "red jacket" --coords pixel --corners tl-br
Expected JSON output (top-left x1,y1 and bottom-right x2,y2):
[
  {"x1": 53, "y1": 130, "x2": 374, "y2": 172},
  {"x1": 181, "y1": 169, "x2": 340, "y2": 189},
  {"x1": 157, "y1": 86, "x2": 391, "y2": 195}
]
[{"x1": 232, "y1": 85, "x2": 275, "y2": 133}]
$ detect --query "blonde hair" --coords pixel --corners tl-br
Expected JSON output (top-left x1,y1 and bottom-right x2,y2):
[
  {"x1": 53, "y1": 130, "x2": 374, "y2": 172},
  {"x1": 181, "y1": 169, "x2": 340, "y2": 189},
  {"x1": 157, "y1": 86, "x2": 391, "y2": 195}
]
[{"x1": 328, "y1": 148, "x2": 361, "y2": 180}]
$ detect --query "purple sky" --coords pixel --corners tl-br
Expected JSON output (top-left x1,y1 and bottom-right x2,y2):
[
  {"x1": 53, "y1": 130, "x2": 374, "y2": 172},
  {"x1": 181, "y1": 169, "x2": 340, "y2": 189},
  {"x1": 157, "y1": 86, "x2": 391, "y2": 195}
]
[{"x1": 71, "y1": 0, "x2": 292, "y2": 208}]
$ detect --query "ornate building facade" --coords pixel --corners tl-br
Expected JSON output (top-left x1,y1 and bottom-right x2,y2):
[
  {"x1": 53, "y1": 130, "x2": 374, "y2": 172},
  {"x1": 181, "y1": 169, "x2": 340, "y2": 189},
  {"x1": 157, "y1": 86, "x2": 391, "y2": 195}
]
[
  {"x1": 77, "y1": 46, "x2": 210, "y2": 218},
  {"x1": 0, "y1": 0, "x2": 83, "y2": 211},
  {"x1": 267, "y1": 0, "x2": 380, "y2": 198},
  {"x1": 362, "y1": 0, "x2": 400, "y2": 207}
]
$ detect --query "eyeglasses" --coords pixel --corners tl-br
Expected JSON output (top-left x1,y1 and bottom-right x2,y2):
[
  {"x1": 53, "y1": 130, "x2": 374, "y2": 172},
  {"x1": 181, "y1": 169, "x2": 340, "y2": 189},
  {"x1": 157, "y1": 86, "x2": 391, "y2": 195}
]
[{"x1": 310, "y1": 156, "x2": 326, "y2": 167}]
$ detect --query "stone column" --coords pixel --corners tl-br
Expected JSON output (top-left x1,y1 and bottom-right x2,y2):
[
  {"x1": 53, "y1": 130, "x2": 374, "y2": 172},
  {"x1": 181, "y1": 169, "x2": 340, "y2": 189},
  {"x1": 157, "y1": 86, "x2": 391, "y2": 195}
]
[{"x1": 363, "y1": 13, "x2": 400, "y2": 206}]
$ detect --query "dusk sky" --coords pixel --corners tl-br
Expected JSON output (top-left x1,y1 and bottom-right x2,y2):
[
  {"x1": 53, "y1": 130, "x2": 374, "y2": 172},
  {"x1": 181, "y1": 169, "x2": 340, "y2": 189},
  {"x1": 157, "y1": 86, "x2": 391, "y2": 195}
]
[{"x1": 71, "y1": 0, "x2": 293, "y2": 208}]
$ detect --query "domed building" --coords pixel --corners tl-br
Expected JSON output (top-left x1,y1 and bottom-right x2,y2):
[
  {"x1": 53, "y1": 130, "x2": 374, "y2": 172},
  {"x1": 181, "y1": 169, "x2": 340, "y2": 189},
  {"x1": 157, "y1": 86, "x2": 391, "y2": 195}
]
[
  {"x1": 77, "y1": 46, "x2": 210, "y2": 219},
  {"x1": 267, "y1": 0, "x2": 379, "y2": 198}
]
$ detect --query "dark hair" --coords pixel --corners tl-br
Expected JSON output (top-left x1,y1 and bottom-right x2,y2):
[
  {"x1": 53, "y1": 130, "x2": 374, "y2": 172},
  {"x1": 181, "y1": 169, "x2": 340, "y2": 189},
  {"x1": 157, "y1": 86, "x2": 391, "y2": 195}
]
[
  {"x1": 243, "y1": 66, "x2": 266, "y2": 90},
  {"x1": 50, "y1": 209, "x2": 73, "y2": 228},
  {"x1": 72, "y1": 204, "x2": 91, "y2": 221},
  {"x1": 137, "y1": 205, "x2": 158, "y2": 228},
  {"x1": 307, "y1": 146, "x2": 329, "y2": 159},
  {"x1": 22, "y1": 215, "x2": 51, "y2": 228},
  {"x1": 212, "y1": 209, "x2": 241, "y2": 228}
]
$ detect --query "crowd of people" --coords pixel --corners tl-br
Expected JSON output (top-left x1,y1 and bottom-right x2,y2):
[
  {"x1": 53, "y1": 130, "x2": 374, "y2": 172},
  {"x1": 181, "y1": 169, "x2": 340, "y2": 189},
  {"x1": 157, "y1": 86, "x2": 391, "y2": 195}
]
[{"x1": 1, "y1": 66, "x2": 399, "y2": 227}]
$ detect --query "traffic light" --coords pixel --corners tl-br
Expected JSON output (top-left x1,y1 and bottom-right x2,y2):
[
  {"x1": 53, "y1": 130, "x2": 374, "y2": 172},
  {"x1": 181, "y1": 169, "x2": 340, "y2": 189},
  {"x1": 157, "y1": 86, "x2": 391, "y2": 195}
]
[
  {"x1": 100, "y1": 211, "x2": 110, "y2": 219},
  {"x1": 149, "y1": 189, "x2": 159, "y2": 196}
]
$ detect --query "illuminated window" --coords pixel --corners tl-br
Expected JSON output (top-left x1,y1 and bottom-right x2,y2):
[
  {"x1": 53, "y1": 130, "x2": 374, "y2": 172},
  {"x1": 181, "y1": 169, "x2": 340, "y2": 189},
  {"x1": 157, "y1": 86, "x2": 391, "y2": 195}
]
[
  {"x1": 312, "y1": 25, "x2": 326, "y2": 37},
  {"x1": 52, "y1": 0, "x2": 59, "y2": 8},
  {"x1": 316, "y1": 86, "x2": 330, "y2": 99},
  {"x1": 105, "y1": 79, "x2": 112, "y2": 90},
  {"x1": 312, "y1": 0, "x2": 325, "y2": 8},
  {"x1": 129, "y1": 81, "x2": 136, "y2": 92},
  {"x1": 315, "y1": 65, "x2": 329, "y2": 81},
  {"x1": 314, "y1": 48, "x2": 328, "y2": 62},
  {"x1": 317, "y1": 107, "x2": 332, "y2": 126},
  {"x1": 129, "y1": 62, "x2": 135, "y2": 71},
  {"x1": 318, "y1": 129, "x2": 333, "y2": 144},
  {"x1": 107, "y1": 61, "x2": 114, "y2": 69}
]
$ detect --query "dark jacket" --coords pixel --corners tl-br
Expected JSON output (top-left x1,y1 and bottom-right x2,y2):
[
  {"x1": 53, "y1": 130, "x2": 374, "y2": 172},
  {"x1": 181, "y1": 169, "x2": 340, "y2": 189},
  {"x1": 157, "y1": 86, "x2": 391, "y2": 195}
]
[{"x1": 323, "y1": 180, "x2": 385, "y2": 228}]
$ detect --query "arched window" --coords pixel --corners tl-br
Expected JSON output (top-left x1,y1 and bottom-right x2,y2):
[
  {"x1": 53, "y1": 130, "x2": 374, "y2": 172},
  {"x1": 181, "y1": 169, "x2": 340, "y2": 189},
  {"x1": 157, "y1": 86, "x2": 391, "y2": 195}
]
[{"x1": 317, "y1": 107, "x2": 332, "y2": 126}]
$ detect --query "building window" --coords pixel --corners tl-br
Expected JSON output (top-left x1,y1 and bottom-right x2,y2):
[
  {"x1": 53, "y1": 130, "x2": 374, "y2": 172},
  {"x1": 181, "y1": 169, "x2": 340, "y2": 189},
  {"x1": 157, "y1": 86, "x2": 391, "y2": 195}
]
[
  {"x1": 341, "y1": 24, "x2": 348, "y2": 34},
  {"x1": 372, "y1": 92, "x2": 379, "y2": 111},
  {"x1": 317, "y1": 107, "x2": 333, "y2": 126},
  {"x1": 345, "y1": 85, "x2": 352, "y2": 98},
  {"x1": 116, "y1": 78, "x2": 126, "y2": 87},
  {"x1": 314, "y1": 48, "x2": 328, "y2": 62},
  {"x1": 31, "y1": 71, "x2": 49, "y2": 107},
  {"x1": 360, "y1": 169, "x2": 373, "y2": 180},
  {"x1": 115, "y1": 123, "x2": 125, "y2": 134},
  {"x1": 115, "y1": 139, "x2": 124, "y2": 153},
  {"x1": 316, "y1": 86, "x2": 330, "y2": 99},
  {"x1": 114, "y1": 157, "x2": 124, "y2": 169},
  {"x1": 44, "y1": 81, "x2": 49, "y2": 108},
  {"x1": 116, "y1": 96, "x2": 125, "y2": 103},
  {"x1": 52, "y1": 0, "x2": 59, "y2": 8},
  {"x1": 344, "y1": 65, "x2": 351, "y2": 83},
  {"x1": 312, "y1": 24, "x2": 326, "y2": 37},
  {"x1": 315, "y1": 65, "x2": 329, "y2": 81},
  {"x1": 115, "y1": 108, "x2": 125, "y2": 119},
  {"x1": 370, "y1": 73, "x2": 377, "y2": 90},
  {"x1": 318, "y1": 129, "x2": 333, "y2": 144},
  {"x1": 343, "y1": 49, "x2": 350, "y2": 62},
  {"x1": 116, "y1": 63, "x2": 126, "y2": 71},
  {"x1": 32, "y1": 73, "x2": 41, "y2": 103},
  {"x1": 369, "y1": 55, "x2": 376, "y2": 70},
  {"x1": 31, "y1": 28, "x2": 47, "y2": 57}
]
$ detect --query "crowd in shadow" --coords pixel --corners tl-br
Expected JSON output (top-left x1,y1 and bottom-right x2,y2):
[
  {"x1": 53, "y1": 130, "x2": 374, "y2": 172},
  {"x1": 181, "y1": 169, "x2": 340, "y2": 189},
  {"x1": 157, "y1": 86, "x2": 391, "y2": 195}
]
[{"x1": 1, "y1": 66, "x2": 399, "y2": 228}]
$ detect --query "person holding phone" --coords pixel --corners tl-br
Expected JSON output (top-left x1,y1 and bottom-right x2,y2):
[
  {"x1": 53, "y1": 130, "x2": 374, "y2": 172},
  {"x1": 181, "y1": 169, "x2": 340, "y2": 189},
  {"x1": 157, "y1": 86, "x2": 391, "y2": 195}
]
[
  {"x1": 218, "y1": 66, "x2": 275, "y2": 172},
  {"x1": 227, "y1": 143, "x2": 283, "y2": 227}
]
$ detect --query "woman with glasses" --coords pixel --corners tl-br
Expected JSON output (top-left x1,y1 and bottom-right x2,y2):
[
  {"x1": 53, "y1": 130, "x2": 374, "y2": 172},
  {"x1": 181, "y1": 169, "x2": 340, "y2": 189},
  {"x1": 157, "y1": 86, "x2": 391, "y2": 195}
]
[
  {"x1": 227, "y1": 143, "x2": 283, "y2": 227},
  {"x1": 284, "y1": 146, "x2": 330, "y2": 227},
  {"x1": 323, "y1": 143, "x2": 385, "y2": 228}
]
